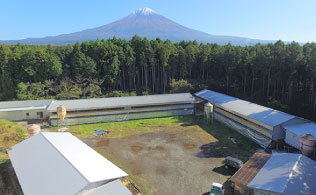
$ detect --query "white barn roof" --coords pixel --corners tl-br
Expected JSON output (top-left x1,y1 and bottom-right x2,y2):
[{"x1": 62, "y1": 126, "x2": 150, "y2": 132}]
[
  {"x1": 283, "y1": 122, "x2": 316, "y2": 138},
  {"x1": 8, "y1": 132, "x2": 129, "y2": 195},
  {"x1": 0, "y1": 99, "x2": 53, "y2": 112},
  {"x1": 47, "y1": 93, "x2": 194, "y2": 112},
  {"x1": 195, "y1": 89, "x2": 295, "y2": 128},
  {"x1": 248, "y1": 153, "x2": 316, "y2": 194}
]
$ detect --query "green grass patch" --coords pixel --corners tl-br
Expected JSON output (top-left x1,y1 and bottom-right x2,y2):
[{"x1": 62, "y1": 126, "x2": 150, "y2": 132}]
[
  {"x1": 54, "y1": 117, "x2": 187, "y2": 138},
  {"x1": 0, "y1": 119, "x2": 26, "y2": 195}
]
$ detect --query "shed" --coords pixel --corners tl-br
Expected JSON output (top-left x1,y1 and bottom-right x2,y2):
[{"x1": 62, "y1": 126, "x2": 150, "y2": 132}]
[
  {"x1": 228, "y1": 153, "x2": 271, "y2": 194},
  {"x1": 283, "y1": 122, "x2": 316, "y2": 149},
  {"x1": 0, "y1": 99, "x2": 53, "y2": 121},
  {"x1": 248, "y1": 153, "x2": 316, "y2": 195},
  {"x1": 8, "y1": 132, "x2": 131, "y2": 195}
]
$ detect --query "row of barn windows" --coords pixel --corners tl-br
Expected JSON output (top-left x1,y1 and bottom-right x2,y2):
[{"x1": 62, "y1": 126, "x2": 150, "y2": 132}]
[{"x1": 25, "y1": 112, "x2": 43, "y2": 118}]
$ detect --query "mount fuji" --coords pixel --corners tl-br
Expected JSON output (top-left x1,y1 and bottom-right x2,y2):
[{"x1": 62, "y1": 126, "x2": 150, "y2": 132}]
[{"x1": 0, "y1": 7, "x2": 274, "y2": 46}]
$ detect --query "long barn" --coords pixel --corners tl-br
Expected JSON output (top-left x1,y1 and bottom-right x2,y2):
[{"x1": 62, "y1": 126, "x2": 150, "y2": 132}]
[
  {"x1": 47, "y1": 93, "x2": 194, "y2": 126},
  {"x1": 194, "y1": 89, "x2": 305, "y2": 147}
]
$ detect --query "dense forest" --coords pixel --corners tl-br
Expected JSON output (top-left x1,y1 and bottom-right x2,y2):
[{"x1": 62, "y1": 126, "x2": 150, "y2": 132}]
[{"x1": 1, "y1": 36, "x2": 316, "y2": 121}]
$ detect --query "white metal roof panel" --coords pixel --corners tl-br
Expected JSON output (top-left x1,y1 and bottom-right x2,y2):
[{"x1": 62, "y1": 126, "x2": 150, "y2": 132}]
[
  {"x1": 82, "y1": 179, "x2": 132, "y2": 195},
  {"x1": 283, "y1": 122, "x2": 316, "y2": 137},
  {"x1": 47, "y1": 93, "x2": 194, "y2": 112},
  {"x1": 0, "y1": 105, "x2": 48, "y2": 112},
  {"x1": 195, "y1": 89, "x2": 295, "y2": 127},
  {"x1": 41, "y1": 132, "x2": 127, "y2": 182},
  {"x1": 0, "y1": 99, "x2": 53, "y2": 111},
  {"x1": 8, "y1": 132, "x2": 128, "y2": 195},
  {"x1": 248, "y1": 153, "x2": 316, "y2": 194},
  {"x1": 8, "y1": 133, "x2": 88, "y2": 195}
]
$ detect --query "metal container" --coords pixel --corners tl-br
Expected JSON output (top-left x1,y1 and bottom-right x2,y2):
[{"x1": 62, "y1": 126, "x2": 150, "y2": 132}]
[
  {"x1": 300, "y1": 134, "x2": 316, "y2": 156},
  {"x1": 27, "y1": 124, "x2": 41, "y2": 136}
]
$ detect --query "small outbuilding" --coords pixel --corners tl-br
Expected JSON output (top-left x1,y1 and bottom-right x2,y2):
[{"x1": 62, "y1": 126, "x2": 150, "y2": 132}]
[
  {"x1": 8, "y1": 132, "x2": 131, "y2": 195},
  {"x1": 225, "y1": 152, "x2": 316, "y2": 195},
  {"x1": 283, "y1": 121, "x2": 316, "y2": 150},
  {"x1": 0, "y1": 99, "x2": 53, "y2": 121}
]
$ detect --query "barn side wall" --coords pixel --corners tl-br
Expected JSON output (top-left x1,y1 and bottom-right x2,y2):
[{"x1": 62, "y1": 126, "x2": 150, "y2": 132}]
[
  {"x1": 50, "y1": 108, "x2": 193, "y2": 126},
  {"x1": 0, "y1": 109, "x2": 49, "y2": 121},
  {"x1": 214, "y1": 112, "x2": 271, "y2": 148}
]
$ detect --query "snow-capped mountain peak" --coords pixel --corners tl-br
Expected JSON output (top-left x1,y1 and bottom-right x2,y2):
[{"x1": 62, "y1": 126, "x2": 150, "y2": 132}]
[{"x1": 134, "y1": 7, "x2": 156, "y2": 15}]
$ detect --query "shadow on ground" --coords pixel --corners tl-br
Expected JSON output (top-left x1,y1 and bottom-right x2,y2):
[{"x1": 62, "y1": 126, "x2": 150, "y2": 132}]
[
  {"x1": 0, "y1": 160, "x2": 23, "y2": 195},
  {"x1": 212, "y1": 165, "x2": 237, "y2": 176}
]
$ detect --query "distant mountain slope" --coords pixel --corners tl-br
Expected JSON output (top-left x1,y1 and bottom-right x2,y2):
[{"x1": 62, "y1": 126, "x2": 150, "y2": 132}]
[{"x1": 0, "y1": 7, "x2": 275, "y2": 46}]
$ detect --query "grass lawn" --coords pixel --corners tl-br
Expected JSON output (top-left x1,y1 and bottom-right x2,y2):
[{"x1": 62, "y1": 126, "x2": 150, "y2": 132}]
[
  {"x1": 52, "y1": 116, "x2": 185, "y2": 138},
  {"x1": 0, "y1": 120, "x2": 27, "y2": 195}
]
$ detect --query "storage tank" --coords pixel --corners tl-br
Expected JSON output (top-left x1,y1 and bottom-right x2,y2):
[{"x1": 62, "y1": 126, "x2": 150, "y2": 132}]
[
  {"x1": 27, "y1": 124, "x2": 41, "y2": 136},
  {"x1": 300, "y1": 134, "x2": 316, "y2": 156},
  {"x1": 204, "y1": 102, "x2": 214, "y2": 119},
  {"x1": 57, "y1": 105, "x2": 67, "y2": 122}
]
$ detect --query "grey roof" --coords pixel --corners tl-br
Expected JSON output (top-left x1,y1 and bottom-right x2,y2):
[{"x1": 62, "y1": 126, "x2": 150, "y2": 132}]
[
  {"x1": 195, "y1": 89, "x2": 295, "y2": 128},
  {"x1": 47, "y1": 93, "x2": 193, "y2": 112},
  {"x1": 248, "y1": 153, "x2": 316, "y2": 195},
  {"x1": 283, "y1": 122, "x2": 316, "y2": 137},
  {"x1": 82, "y1": 179, "x2": 132, "y2": 195},
  {"x1": 0, "y1": 99, "x2": 53, "y2": 111},
  {"x1": 8, "y1": 132, "x2": 128, "y2": 195}
]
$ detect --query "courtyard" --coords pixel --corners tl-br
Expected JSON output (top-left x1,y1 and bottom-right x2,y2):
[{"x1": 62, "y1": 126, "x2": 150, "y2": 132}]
[{"x1": 69, "y1": 116, "x2": 260, "y2": 195}]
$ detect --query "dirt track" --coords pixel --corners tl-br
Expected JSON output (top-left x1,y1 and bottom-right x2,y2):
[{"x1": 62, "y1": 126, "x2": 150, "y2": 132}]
[{"x1": 82, "y1": 126, "x2": 236, "y2": 195}]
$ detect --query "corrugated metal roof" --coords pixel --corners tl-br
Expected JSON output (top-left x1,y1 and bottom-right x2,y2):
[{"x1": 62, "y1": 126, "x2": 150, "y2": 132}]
[
  {"x1": 230, "y1": 153, "x2": 271, "y2": 187},
  {"x1": 248, "y1": 153, "x2": 316, "y2": 194},
  {"x1": 8, "y1": 132, "x2": 128, "y2": 195},
  {"x1": 195, "y1": 89, "x2": 295, "y2": 128},
  {"x1": 0, "y1": 99, "x2": 53, "y2": 111},
  {"x1": 283, "y1": 122, "x2": 316, "y2": 138},
  {"x1": 47, "y1": 93, "x2": 194, "y2": 112}
]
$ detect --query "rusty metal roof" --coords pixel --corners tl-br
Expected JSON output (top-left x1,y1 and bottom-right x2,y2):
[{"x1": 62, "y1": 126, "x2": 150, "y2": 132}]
[{"x1": 229, "y1": 153, "x2": 271, "y2": 187}]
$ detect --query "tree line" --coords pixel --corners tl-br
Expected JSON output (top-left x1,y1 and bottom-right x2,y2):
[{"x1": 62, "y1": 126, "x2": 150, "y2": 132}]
[{"x1": 0, "y1": 36, "x2": 316, "y2": 121}]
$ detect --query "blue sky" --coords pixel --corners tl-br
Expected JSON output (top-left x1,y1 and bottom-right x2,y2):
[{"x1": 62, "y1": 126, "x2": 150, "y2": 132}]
[{"x1": 1, "y1": 0, "x2": 316, "y2": 42}]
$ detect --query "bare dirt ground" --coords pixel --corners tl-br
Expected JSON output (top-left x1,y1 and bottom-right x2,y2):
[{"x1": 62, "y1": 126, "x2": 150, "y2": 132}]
[{"x1": 81, "y1": 125, "x2": 246, "y2": 195}]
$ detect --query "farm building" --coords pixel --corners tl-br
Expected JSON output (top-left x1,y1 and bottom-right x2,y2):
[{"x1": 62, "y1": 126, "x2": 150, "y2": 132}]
[
  {"x1": 225, "y1": 152, "x2": 316, "y2": 195},
  {"x1": 0, "y1": 99, "x2": 53, "y2": 121},
  {"x1": 194, "y1": 89, "x2": 304, "y2": 147},
  {"x1": 47, "y1": 93, "x2": 194, "y2": 126},
  {"x1": 8, "y1": 132, "x2": 131, "y2": 195},
  {"x1": 282, "y1": 120, "x2": 316, "y2": 154}
]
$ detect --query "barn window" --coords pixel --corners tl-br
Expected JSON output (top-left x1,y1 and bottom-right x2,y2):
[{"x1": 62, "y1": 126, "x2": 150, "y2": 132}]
[{"x1": 37, "y1": 112, "x2": 43, "y2": 118}]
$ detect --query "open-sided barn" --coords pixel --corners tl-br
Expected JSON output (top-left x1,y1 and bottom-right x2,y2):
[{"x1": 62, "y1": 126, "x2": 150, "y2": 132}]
[
  {"x1": 48, "y1": 93, "x2": 194, "y2": 126},
  {"x1": 194, "y1": 89, "x2": 302, "y2": 147}
]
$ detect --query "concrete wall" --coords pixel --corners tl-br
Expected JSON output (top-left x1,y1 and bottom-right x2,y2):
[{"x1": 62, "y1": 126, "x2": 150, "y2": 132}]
[{"x1": 0, "y1": 109, "x2": 49, "y2": 121}]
